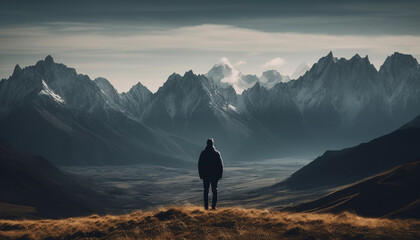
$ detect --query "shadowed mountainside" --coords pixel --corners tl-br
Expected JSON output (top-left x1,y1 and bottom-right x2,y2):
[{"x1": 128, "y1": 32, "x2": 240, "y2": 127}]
[
  {"x1": 289, "y1": 160, "x2": 420, "y2": 219},
  {"x1": 282, "y1": 115, "x2": 420, "y2": 189},
  {"x1": 0, "y1": 141, "x2": 103, "y2": 219},
  {"x1": 0, "y1": 207, "x2": 419, "y2": 240}
]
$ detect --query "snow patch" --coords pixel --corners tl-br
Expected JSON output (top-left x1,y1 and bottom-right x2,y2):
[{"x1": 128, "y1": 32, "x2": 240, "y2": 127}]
[
  {"x1": 39, "y1": 80, "x2": 65, "y2": 103},
  {"x1": 228, "y1": 104, "x2": 238, "y2": 112}
]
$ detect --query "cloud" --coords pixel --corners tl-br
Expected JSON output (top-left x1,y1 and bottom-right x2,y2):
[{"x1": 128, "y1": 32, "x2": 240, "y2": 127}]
[
  {"x1": 262, "y1": 57, "x2": 285, "y2": 68},
  {"x1": 234, "y1": 61, "x2": 246, "y2": 67},
  {"x1": 218, "y1": 57, "x2": 233, "y2": 67},
  {"x1": 216, "y1": 57, "x2": 241, "y2": 85},
  {"x1": 1, "y1": 23, "x2": 420, "y2": 92},
  {"x1": 1, "y1": 24, "x2": 420, "y2": 56}
]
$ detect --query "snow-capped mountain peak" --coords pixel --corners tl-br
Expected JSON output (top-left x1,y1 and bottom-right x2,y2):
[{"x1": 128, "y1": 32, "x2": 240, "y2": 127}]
[
  {"x1": 259, "y1": 70, "x2": 290, "y2": 89},
  {"x1": 207, "y1": 58, "x2": 240, "y2": 86},
  {"x1": 206, "y1": 58, "x2": 259, "y2": 94}
]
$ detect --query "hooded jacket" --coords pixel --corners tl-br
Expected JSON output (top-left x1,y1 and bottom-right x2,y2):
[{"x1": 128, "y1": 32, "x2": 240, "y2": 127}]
[{"x1": 198, "y1": 146, "x2": 223, "y2": 179}]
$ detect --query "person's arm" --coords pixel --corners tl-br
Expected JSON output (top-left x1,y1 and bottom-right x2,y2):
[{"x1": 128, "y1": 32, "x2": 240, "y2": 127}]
[
  {"x1": 198, "y1": 152, "x2": 203, "y2": 179},
  {"x1": 217, "y1": 152, "x2": 223, "y2": 180}
]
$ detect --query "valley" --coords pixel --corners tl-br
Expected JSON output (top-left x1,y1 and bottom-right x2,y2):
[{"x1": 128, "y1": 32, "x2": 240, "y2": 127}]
[{"x1": 61, "y1": 157, "x2": 315, "y2": 213}]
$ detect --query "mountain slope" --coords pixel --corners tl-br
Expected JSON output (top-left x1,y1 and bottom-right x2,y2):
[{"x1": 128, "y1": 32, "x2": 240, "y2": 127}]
[
  {"x1": 94, "y1": 77, "x2": 123, "y2": 109},
  {"x1": 0, "y1": 141, "x2": 102, "y2": 219},
  {"x1": 283, "y1": 115, "x2": 420, "y2": 189},
  {"x1": 290, "y1": 160, "x2": 420, "y2": 219}
]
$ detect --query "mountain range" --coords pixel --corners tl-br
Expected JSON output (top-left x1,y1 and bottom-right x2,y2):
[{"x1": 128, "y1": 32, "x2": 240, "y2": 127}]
[
  {"x1": 0, "y1": 56, "x2": 199, "y2": 166},
  {"x1": 0, "y1": 52, "x2": 419, "y2": 166}
]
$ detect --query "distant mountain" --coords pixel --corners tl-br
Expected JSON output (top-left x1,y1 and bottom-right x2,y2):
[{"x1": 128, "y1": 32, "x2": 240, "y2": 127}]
[
  {"x1": 259, "y1": 70, "x2": 290, "y2": 89},
  {"x1": 206, "y1": 58, "x2": 258, "y2": 93},
  {"x1": 282, "y1": 115, "x2": 420, "y2": 189},
  {"x1": 291, "y1": 62, "x2": 310, "y2": 79},
  {"x1": 379, "y1": 52, "x2": 420, "y2": 124},
  {"x1": 0, "y1": 56, "x2": 199, "y2": 166},
  {"x1": 0, "y1": 141, "x2": 101, "y2": 219},
  {"x1": 205, "y1": 58, "x2": 291, "y2": 93},
  {"x1": 290, "y1": 160, "x2": 420, "y2": 219}
]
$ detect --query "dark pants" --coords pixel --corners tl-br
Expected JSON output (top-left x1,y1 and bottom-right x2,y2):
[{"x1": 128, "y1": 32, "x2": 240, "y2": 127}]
[{"x1": 203, "y1": 177, "x2": 218, "y2": 209}]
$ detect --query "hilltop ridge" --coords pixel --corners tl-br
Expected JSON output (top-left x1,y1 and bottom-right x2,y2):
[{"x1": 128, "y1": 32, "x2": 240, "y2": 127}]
[{"x1": 0, "y1": 206, "x2": 419, "y2": 240}]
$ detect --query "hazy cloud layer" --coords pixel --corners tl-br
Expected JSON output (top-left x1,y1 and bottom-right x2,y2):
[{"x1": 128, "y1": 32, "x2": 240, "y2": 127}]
[
  {"x1": 1, "y1": 0, "x2": 419, "y2": 35},
  {"x1": 1, "y1": 23, "x2": 420, "y2": 92},
  {"x1": 2, "y1": 24, "x2": 420, "y2": 55},
  {"x1": 1, "y1": 0, "x2": 419, "y2": 92}
]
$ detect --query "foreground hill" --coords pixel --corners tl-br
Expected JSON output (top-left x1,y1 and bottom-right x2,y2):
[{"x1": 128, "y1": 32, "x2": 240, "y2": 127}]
[
  {"x1": 290, "y1": 160, "x2": 420, "y2": 219},
  {"x1": 0, "y1": 141, "x2": 102, "y2": 219},
  {"x1": 283, "y1": 115, "x2": 420, "y2": 189},
  {"x1": 0, "y1": 207, "x2": 418, "y2": 240}
]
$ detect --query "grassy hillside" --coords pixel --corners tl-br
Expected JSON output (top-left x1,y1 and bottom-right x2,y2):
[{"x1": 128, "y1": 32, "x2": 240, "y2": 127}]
[
  {"x1": 0, "y1": 206, "x2": 419, "y2": 240},
  {"x1": 283, "y1": 120, "x2": 420, "y2": 189},
  {"x1": 289, "y1": 160, "x2": 420, "y2": 219}
]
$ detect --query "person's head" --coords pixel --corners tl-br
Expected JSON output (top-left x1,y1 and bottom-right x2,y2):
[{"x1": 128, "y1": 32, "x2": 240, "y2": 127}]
[{"x1": 207, "y1": 138, "x2": 214, "y2": 147}]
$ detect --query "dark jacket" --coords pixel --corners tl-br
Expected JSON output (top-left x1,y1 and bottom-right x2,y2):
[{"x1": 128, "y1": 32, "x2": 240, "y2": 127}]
[{"x1": 198, "y1": 146, "x2": 223, "y2": 179}]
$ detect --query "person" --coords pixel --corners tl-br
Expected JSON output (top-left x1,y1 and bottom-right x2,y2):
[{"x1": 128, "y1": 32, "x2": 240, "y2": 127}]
[{"x1": 198, "y1": 138, "x2": 223, "y2": 210}]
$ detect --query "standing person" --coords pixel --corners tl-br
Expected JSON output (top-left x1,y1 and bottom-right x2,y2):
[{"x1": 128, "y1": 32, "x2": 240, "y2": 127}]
[{"x1": 198, "y1": 138, "x2": 223, "y2": 210}]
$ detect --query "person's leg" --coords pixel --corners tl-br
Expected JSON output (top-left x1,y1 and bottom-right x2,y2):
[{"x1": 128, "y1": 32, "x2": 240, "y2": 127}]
[
  {"x1": 203, "y1": 178, "x2": 210, "y2": 210},
  {"x1": 211, "y1": 178, "x2": 218, "y2": 210}
]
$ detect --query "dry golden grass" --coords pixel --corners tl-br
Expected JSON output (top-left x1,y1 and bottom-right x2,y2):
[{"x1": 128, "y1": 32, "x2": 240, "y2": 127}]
[{"x1": 0, "y1": 206, "x2": 419, "y2": 240}]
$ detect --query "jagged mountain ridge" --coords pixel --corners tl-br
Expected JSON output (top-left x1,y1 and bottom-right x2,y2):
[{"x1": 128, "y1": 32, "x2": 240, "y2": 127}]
[
  {"x1": 0, "y1": 56, "x2": 200, "y2": 166},
  {"x1": 0, "y1": 52, "x2": 419, "y2": 165},
  {"x1": 240, "y1": 52, "x2": 420, "y2": 149}
]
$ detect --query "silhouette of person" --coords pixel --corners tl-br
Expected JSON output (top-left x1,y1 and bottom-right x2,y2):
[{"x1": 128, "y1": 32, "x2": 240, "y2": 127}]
[{"x1": 198, "y1": 138, "x2": 223, "y2": 210}]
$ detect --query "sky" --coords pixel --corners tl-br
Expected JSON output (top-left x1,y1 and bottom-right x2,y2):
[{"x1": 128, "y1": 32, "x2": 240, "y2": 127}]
[{"x1": 0, "y1": 0, "x2": 420, "y2": 92}]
